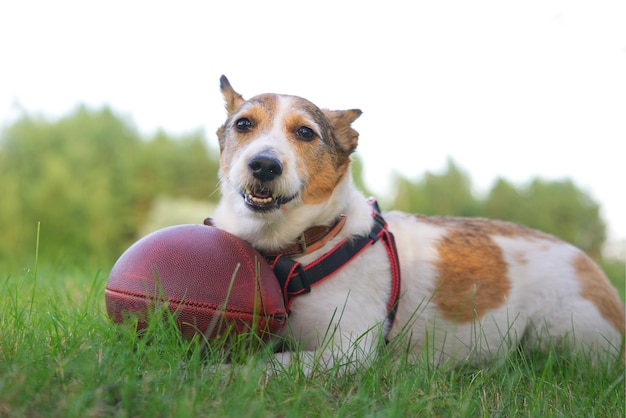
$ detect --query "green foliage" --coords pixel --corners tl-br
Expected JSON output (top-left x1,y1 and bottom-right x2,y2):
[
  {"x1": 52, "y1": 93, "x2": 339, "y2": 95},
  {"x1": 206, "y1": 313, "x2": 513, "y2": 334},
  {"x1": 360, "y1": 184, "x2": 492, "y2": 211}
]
[
  {"x1": 0, "y1": 106, "x2": 611, "y2": 271},
  {"x1": 0, "y1": 107, "x2": 219, "y2": 269},
  {"x1": 391, "y1": 160, "x2": 607, "y2": 259},
  {"x1": 351, "y1": 154, "x2": 374, "y2": 198},
  {"x1": 483, "y1": 178, "x2": 606, "y2": 259},
  {"x1": 393, "y1": 159, "x2": 480, "y2": 217}
]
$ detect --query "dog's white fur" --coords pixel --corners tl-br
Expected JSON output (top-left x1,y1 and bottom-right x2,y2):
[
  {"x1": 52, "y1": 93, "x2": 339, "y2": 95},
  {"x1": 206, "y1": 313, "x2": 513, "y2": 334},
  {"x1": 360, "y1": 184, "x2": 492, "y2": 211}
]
[{"x1": 212, "y1": 76, "x2": 625, "y2": 375}]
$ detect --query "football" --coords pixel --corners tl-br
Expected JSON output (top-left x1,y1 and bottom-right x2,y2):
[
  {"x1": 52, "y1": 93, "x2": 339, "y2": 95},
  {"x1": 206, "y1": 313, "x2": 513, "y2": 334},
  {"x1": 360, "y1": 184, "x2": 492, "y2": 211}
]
[{"x1": 105, "y1": 224, "x2": 287, "y2": 342}]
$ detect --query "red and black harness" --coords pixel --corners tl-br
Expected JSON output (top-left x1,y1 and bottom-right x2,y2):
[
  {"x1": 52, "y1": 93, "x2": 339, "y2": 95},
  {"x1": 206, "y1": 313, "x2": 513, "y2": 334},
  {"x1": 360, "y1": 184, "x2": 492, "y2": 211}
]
[
  {"x1": 204, "y1": 199, "x2": 402, "y2": 331},
  {"x1": 261, "y1": 200, "x2": 402, "y2": 330}
]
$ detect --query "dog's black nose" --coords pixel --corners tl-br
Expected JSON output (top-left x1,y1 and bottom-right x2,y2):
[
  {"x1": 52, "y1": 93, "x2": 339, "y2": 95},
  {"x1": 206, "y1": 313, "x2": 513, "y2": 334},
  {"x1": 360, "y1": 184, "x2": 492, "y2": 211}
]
[{"x1": 248, "y1": 155, "x2": 283, "y2": 181}]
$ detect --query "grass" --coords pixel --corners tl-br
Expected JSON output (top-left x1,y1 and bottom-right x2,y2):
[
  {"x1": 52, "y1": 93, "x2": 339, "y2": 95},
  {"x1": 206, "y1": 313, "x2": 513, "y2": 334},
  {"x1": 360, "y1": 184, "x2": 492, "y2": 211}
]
[{"x1": 1, "y1": 263, "x2": 624, "y2": 417}]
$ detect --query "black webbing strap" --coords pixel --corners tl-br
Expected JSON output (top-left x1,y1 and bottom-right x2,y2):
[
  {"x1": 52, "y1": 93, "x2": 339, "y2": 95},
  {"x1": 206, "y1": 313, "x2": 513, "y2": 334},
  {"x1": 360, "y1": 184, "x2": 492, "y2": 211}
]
[{"x1": 269, "y1": 199, "x2": 402, "y2": 328}]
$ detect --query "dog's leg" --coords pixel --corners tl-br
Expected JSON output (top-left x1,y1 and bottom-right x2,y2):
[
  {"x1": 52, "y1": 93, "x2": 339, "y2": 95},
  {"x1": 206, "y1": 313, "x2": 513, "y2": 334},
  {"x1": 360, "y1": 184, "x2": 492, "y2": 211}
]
[
  {"x1": 269, "y1": 325, "x2": 384, "y2": 376},
  {"x1": 267, "y1": 266, "x2": 391, "y2": 377}
]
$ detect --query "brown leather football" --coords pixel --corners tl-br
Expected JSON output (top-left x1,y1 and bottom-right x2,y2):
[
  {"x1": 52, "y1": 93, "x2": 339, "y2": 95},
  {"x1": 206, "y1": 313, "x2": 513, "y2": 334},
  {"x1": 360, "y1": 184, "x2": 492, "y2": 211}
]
[{"x1": 105, "y1": 224, "x2": 287, "y2": 342}]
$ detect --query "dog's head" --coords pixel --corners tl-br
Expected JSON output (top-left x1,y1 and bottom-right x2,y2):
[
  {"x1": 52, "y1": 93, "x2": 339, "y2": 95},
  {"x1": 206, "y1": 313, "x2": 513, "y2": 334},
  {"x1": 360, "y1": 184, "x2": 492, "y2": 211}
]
[{"x1": 216, "y1": 75, "x2": 362, "y2": 217}]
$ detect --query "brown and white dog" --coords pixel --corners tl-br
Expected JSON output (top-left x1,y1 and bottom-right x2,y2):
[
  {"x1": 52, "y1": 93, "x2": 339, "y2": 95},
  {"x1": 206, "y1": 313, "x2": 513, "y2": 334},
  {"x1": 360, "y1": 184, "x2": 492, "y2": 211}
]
[{"x1": 212, "y1": 76, "x2": 624, "y2": 374}]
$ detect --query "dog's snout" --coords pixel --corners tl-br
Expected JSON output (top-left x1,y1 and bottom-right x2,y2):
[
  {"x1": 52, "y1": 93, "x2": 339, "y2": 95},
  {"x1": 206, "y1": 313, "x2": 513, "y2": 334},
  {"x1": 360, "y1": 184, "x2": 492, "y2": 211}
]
[{"x1": 248, "y1": 155, "x2": 283, "y2": 182}]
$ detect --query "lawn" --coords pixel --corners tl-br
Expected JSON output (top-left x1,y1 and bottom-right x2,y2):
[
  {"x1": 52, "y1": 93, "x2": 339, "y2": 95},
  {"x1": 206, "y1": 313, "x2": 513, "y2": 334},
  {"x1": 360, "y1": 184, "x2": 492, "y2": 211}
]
[{"x1": 1, "y1": 263, "x2": 624, "y2": 417}]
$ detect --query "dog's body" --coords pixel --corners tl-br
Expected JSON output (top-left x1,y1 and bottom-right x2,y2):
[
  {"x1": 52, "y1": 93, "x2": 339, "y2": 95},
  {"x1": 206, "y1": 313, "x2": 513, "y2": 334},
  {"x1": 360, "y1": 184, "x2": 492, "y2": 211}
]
[{"x1": 212, "y1": 76, "x2": 625, "y2": 374}]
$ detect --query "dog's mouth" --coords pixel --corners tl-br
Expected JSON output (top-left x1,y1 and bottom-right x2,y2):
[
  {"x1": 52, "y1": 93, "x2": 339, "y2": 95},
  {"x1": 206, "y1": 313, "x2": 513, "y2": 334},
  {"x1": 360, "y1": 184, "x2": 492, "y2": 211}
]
[{"x1": 242, "y1": 186, "x2": 296, "y2": 212}]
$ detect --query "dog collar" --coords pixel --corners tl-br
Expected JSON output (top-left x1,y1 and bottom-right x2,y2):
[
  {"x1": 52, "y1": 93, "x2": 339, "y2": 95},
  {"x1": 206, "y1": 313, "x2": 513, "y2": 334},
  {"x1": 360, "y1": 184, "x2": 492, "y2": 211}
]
[
  {"x1": 260, "y1": 215, "x2": 347, "y2": 259},
  {"x1": 202, "y1": 214, "x2": 347, "y2": 258}
]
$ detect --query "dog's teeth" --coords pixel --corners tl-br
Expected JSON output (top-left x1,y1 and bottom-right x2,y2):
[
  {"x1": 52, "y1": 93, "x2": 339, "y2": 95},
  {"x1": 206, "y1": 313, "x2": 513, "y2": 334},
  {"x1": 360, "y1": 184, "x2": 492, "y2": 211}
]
[
  {"x1": 245, "y1": 190, "x2": 274, "y2": 205},
  {"x1": 252, "y1": 196, "x2": 273, "y2": 204}
]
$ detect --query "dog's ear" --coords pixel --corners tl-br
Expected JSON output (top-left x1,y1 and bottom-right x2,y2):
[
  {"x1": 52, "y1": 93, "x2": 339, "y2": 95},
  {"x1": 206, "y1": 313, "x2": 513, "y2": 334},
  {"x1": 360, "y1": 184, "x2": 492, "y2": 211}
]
[
  {"x1": 220, "y1": 75, "x2": 245, "y2": 115},
  {"x1": 323, "y1": 109, "x2": 362, "y2": 155}
]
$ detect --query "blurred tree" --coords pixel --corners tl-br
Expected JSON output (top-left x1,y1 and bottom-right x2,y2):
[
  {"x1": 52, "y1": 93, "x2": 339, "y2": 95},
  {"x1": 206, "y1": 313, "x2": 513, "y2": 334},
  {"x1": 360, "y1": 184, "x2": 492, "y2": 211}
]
[
  {"x1": 351, "y1": 154, "x2": 374, "y2": 198},
  {"x1": 0, "y1": 106, "x2": 219, "y2": 269},
  {"x1": 389, "y1": 159, "x2": 606, "y2": 259},
  {"x1": 481, "y1": 178, "x2": 522, "y2": 220},
  {"x1": 0, "y1": 107, "x2": 608, "y2": 270},
  {"x1": 483, "y1": 178, "x2": 606, "y2": 259},
  {"x1": 392, "y1": 158, "x2": 479, "y2": 217}
]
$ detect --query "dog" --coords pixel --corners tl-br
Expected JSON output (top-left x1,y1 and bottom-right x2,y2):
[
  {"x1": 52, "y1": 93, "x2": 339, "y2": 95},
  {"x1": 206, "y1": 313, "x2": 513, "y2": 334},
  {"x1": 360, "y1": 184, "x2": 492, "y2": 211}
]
[{"x1": 211, "y1": 75, "x2": 625, "y2": 375}]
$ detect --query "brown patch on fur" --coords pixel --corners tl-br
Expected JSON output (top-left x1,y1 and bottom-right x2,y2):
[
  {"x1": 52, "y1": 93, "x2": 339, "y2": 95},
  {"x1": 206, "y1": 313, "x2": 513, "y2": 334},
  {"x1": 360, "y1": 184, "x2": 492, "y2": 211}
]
[
  {"x1": 278, "y1": 98, "x2": 360, "y2": 205},
  {"x1": 220, "y1": 75, "x2": 245, "y2": 115},
  {"x1": 285, "y1": 98, "x2": 361, "y2": 158},
  {"x1": 217, "y1": 94, "x2": 279, "y2": 153},
  {"x1": 238, "y1": 96, "x2": 278, "y2": 132},
  {"x1": 300, "y1": 154, "x2": 347, "y2": 204},
  {"x1": 322, "y1": 109, "x2": 362, "y2": 155},
  {"x1": 284, "y1": 111, "x2": 319, "y2": 141},
  {"x1": 575, "y1": 253, "x2": 625, "y2": 334},
  {"x1": 433, "y1": 227, "x2": 512, "y2": 322}
]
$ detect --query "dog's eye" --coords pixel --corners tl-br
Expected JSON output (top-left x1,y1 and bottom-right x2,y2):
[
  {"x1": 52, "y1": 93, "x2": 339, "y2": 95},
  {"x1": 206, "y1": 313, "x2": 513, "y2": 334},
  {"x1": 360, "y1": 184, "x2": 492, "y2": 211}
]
[
  {"x1": 296, "y1": 126, "x2": 316, "y2": 141},
  {"x1": 235, "y1": 118, "x2": 253, "y2": 132}
]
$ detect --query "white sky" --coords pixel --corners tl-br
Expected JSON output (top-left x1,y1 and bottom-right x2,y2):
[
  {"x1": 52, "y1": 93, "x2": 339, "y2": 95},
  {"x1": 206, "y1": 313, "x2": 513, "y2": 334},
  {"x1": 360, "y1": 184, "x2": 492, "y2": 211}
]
[{"x1": 1, "y1": 1, "x2": 625, "y2": 247}]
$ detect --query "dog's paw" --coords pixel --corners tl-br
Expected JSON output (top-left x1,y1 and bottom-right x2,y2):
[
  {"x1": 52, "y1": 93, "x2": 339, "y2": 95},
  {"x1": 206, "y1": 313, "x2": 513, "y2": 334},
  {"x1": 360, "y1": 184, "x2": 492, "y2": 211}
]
[
  {"x1": 263, "y1": 352, "x2": 292, "y2": 376},
  {"x1": 266, "y1": 351, "x2": 336, "y2": 377}
]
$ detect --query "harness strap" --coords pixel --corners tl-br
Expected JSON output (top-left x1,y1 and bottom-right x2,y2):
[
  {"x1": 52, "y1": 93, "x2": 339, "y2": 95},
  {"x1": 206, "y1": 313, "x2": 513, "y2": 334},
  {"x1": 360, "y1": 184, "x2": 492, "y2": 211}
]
[{"x1": 269, "y1": 199, "x2": 402, "y2": 330}]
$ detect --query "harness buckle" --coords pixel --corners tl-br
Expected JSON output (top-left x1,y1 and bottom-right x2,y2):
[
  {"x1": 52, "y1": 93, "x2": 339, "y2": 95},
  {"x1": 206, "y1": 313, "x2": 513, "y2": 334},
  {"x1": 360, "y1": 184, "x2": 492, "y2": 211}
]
[
  {"x1": 296, "y1": 232, "x2": 307, "y2": 253},
  {"x1": 286, "y1": 266, "x2": 311, "y2": 296}
]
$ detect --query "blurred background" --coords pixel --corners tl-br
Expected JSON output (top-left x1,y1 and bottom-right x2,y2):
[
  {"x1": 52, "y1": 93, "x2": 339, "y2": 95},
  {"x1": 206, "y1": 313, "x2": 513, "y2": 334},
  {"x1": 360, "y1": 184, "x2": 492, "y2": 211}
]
[{"x1": 0, "y1": 1, "x2": 624, "y2": 289}]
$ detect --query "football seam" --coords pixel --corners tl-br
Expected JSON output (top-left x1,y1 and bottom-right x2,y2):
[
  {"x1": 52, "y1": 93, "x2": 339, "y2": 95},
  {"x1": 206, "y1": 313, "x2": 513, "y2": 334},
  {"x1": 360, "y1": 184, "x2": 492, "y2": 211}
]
[{"x1": 105, "y1": 287, "x2": 278, "y2": 316}]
